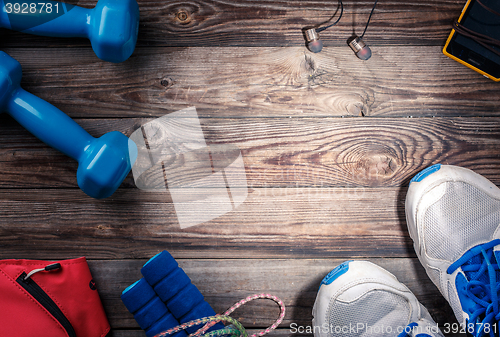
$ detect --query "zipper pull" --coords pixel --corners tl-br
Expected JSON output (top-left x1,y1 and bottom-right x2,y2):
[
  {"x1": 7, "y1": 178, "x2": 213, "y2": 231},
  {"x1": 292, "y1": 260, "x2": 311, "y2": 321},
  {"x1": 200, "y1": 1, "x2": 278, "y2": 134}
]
[{"x1": 24, "y1": 263, "x2": 62, "y2": 281}]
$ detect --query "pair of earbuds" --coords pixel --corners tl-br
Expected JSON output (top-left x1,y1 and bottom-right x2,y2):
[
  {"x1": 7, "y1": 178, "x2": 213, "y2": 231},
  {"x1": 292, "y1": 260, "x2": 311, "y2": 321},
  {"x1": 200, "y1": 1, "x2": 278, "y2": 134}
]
[{"x1": 303, "y1": 0, "x2": 378, "y2": 61}]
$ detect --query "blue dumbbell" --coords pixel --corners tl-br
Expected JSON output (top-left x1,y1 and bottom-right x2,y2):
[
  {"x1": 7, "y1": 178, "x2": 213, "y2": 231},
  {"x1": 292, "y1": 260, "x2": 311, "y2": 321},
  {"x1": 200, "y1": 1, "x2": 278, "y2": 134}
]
[
  {"x1": 141, "y1": 251, "x2": 225, "y2": 334},
  {"x1": 0, "y1": 0, "x2": 139, "y2": 63},
  {"x1": 0, "y1": 51, "x2": 137, "y2": 199},
  {"x1": 122, "y1": 278, "x2": 188, "y2": 337}
]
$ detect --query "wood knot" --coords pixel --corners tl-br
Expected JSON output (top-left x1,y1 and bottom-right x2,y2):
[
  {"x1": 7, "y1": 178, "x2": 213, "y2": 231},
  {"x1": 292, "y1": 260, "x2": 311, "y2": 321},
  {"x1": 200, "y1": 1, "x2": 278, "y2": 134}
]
[
  {"x1": 355, "y1": 152, "x2": 398, "y2": 186},
  {"x1": 165, "y1": 2, "x2": 209, "y2": 30},
  {"x1": 175, "y1": 9, "x2": 191, "y2": 23},
  {"x1": 303, "y1": 54, "x2": 316, "y2": 73},
  {"x1": 161, "y1": 77, "x2": 175, "y2": 89},
  {"x1": 346, "y1": 103, "x2": 366, "y2": 116},
  {"x1": 341, "y1": 142, "x2": 401, "y2": 186}
]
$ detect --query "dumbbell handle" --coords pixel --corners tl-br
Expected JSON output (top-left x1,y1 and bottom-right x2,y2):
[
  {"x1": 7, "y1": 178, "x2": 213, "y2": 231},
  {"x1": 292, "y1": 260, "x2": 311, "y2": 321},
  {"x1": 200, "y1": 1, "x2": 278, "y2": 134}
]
[
  {"x1": 0, "y1": 2, "x2": 89, "y2": 37},
  {"x1": 6, "y1": 87, "x2": 93, "y2": 161}
]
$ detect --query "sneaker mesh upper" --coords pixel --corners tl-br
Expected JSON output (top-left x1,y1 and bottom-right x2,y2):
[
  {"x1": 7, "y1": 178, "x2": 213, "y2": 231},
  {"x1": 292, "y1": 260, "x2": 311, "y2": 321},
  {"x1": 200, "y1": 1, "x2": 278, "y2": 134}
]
[
  {"x1": 423, "y1": 181, "x2": 500, "y2": 262},
  {"x1": 327, "y1": 290, "x2": 410, "y2": 337}
]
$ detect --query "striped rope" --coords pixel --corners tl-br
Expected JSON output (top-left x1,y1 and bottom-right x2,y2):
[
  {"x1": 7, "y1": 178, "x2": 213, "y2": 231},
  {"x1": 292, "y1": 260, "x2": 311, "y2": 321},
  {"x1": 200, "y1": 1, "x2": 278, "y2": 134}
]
[
  {"x1": 154, "y1": 315, "x2": 246, "y2": 337},
  {"x1": 154, "y1": 293, "x2": 285, "y2": 337},
  {"x1": 225, "y1": 293, "x2": 286, "y2": 337}
]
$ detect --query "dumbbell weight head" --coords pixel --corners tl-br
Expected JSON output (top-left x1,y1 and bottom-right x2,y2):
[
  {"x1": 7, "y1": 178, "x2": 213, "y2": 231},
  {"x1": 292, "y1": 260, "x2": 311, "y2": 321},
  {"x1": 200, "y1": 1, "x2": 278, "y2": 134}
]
[
  {"x1": 0, "y1": 0, "x2": 139, "y2": 63},
  {"x1": 90, "y1": 0, "x2": 140, "y2": 63},
  {"x1": 78, "y1": 131, "x2": 137, "y2": 199}
]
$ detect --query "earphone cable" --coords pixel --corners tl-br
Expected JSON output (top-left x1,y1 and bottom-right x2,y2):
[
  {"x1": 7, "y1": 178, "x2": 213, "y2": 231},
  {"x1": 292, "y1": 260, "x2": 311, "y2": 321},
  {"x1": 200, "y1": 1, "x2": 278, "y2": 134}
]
[
  {"x1": 453, "y1": 21, "x2": 500, "y2": 57},
  {"x1": 315, "y1": 0, "x2": 344, "y2": 33},
  {"x1": 360, "y1": 0, "x2": 379, "y2": 38},
  {"x1": 476, "y1": 0, "x2": 500, "y2": 17}
]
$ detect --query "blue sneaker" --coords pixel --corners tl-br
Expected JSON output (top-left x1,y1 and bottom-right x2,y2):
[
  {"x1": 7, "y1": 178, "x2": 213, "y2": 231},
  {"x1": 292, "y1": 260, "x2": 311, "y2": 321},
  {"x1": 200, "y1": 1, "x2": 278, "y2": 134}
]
[
  {"x1": 406, "y1": 164, "x2": 500, "y2": 336},
  {"x1": 312, "y1": 260, "x2": 444, "y2": 337}
]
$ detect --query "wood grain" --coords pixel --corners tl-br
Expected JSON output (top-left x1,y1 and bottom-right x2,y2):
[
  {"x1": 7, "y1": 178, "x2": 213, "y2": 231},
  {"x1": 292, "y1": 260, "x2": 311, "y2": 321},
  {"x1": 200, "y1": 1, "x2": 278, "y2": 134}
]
[
  {"x1": 0, "y1": 186, "x2": 409, "y2": 259},
  {"x1": 0, "y1": 0, "x2": 464, "y2": 48},
  {"x1": 2, "y1": 46, "x2": 499, "y2": 118},
  {"x1": 1, "y1": 116, "x2": 500, "y2": 189}
]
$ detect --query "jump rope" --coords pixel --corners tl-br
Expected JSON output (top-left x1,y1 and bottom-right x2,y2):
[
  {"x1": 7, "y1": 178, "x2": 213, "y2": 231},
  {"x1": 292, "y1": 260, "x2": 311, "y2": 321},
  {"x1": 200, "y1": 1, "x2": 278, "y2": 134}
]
[{"x1": 153, "y1": 293, "x2": 286, "y2": 337}]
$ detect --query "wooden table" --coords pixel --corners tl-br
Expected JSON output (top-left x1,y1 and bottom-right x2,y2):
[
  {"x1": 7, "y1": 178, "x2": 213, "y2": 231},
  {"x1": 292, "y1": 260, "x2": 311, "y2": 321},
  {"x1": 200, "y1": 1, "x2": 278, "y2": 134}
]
[{"x1": 2, "y1": 1, "x2": 500, "y2": 336}]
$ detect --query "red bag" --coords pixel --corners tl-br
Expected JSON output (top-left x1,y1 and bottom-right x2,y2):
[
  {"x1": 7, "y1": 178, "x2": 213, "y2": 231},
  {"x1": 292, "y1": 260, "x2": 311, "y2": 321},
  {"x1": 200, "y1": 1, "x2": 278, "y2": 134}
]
[{"x1": 0, "y1": 257, "x2": 110, "y2": 337}]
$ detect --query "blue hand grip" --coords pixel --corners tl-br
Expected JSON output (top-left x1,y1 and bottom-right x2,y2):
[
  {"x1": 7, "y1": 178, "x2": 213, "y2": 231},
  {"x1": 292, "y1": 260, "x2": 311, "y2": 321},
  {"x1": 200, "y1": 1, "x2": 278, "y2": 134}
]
[
  {"x1": 0, "y1": 51, "x2": 137, "y2": 199},
  {"x1": 141, "y1": 251, "x2": 225, "y2": 334},
  {"x1": 0, "y1": 0, "x2": 139, "y2": 63},
  {"x1": 122, "y1": 279, "x2": 187, "y2": 337}
]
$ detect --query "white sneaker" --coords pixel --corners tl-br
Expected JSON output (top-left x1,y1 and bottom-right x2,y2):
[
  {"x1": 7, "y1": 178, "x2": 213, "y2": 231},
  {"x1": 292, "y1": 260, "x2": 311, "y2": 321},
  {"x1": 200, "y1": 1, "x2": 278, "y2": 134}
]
[
  {"x1": 406, "y1": 164, "x2": 500, "y2": 336},
  {"x1": 311, "y1": 260, "x2": 444, "y2": 337}
]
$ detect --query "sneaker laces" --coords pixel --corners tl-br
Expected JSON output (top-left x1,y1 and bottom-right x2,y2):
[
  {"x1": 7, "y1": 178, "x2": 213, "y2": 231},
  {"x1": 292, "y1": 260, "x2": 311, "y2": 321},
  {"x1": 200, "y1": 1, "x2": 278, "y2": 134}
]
[{"x1": 447, "y1": 239, "x2": 500, "y2": 337}]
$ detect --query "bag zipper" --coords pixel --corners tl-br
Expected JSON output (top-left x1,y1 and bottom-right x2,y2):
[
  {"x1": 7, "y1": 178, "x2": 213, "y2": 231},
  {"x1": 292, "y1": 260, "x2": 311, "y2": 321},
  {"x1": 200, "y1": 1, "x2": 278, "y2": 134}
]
[{"x1": 16, "y1": 271, "x2": 77, "y2": 337}]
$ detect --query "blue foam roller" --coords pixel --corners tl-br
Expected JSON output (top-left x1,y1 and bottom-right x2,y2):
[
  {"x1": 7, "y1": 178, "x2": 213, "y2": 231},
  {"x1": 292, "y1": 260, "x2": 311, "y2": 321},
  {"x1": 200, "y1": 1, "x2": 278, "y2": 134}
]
[
  {"x1": 154, "y1": 268, "x2": 191, "y2": 302},
  {"x1": 141, "y1": 251, "x2": 178, "y2": 286},
  {"x1": 134, "y1": 296, "x2": 170, "y2": 330},
  {"x1": 121, "y1": 278, "x2": 156, "y2": 314},
  {"x1": 146, "y1": 313, "x2": 187, "y2": 337},
  {"x1": 166, "y1": 283, "x2": 204, "y2": 318}
]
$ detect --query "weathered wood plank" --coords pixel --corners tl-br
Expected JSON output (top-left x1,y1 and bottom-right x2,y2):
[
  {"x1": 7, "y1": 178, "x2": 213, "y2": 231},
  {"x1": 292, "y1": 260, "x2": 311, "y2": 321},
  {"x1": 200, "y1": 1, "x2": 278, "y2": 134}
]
[
  {"x1": 87, "y1": 259, "x2": 456, "y2": 333},
  {"x1": 0, "y1": 187, "x2": 409, "y2": 259},
  {"x1": 0, "y1": 183, "x2": 435, "y2": 260},
  {"x1": 2, "y1": 46, "x2": 498, "y2": 118},
  {"x1": 0, "y1": 0, "x2": 464, "y2": 48},
  {"x1": 1, "y1": 116, "x2": 500, "y2": 189}
]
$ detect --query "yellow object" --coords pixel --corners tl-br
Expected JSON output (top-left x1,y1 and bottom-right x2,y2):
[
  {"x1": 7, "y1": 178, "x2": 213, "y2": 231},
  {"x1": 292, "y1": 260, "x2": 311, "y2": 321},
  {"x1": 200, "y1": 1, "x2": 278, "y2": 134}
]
[{"x1": 443, "y1": 0, "x2": 500, "y2": 81}]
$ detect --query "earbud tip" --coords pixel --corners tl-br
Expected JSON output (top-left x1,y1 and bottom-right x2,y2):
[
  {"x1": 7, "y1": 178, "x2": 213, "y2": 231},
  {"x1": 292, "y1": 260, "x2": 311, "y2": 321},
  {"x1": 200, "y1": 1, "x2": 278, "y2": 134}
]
[
  {"x1": 356, "y1": 46, "x2": 372, "y2": 60},
  {"x1": 307, "y1": 40, "x2": 323, "y2": 53}
]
